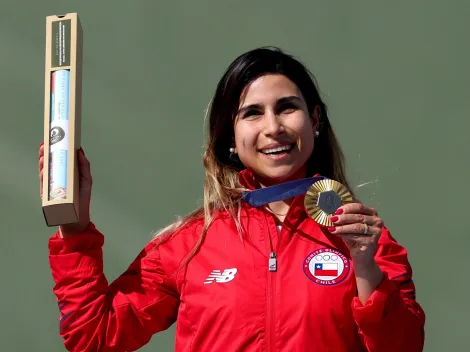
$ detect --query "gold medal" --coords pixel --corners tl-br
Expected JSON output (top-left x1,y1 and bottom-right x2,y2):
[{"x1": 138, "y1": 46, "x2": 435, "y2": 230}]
[{"x1": 304, "y1": 179, "x2": 354, "y2": 227}]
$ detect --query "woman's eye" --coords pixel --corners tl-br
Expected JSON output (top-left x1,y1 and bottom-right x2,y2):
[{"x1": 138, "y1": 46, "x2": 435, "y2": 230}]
[
  {"x1": 279, "y1": 103, "x2": 297, "y2": 113},
  {"x1": 243, "y1": 110, "x2": 260, "y2": 118}
]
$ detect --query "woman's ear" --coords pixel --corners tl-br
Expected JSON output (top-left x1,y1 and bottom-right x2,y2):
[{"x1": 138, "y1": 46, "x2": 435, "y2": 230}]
[
  {"x1": 311, "y1": 105, "x2": 321, "y2": 130},
  {"x1": 230, "y1": 137, "x2": 237, "y2": 154}
]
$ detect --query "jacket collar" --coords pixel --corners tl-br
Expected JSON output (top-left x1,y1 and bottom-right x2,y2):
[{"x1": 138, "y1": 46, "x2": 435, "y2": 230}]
[{"x1": 238, "y1": 169, "x2": 259, "y2": 191}]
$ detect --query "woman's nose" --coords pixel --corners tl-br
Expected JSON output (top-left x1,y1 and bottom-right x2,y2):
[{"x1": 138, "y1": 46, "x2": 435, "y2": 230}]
[{"x1": 263, "y1": 111, "x2": 284, "y2": 136}]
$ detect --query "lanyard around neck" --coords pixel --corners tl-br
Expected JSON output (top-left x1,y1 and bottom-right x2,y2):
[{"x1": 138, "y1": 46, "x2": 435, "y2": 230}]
[{"x1": 241, "y1": 176, "x2": 326, "y2": 207}]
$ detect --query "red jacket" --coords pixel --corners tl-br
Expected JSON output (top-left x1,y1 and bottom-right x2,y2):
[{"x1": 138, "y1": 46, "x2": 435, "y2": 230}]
[{"x1": 48, "y1": 169, "x2": 425, "y2": 351}]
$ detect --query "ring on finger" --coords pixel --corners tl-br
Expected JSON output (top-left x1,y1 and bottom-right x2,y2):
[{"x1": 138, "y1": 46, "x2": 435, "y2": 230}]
[{"x1": 362, "y1": 223, "x2": 369, "y2": 235}]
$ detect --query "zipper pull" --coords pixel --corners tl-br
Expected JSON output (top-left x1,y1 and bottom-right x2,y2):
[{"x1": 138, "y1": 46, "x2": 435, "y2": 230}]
[{"x1": 269, "y1": 252, "x2": 277, "y2": 272}]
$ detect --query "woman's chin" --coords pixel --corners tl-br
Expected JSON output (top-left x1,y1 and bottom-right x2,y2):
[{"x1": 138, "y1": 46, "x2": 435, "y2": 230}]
[{"x1": 256, "y1": 166, "x2": 306, "y2": 187}]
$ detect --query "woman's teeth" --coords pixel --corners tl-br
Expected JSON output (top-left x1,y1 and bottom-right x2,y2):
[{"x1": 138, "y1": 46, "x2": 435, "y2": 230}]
[{"x1": 261, "y1": 145, "x2": 293, "y2": 154}]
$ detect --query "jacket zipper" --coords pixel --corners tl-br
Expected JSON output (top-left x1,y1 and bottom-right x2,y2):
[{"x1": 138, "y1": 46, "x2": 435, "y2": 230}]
[
  {"x1": 267, "y1": 259, "x2": 276, "y2": 352},
  {"x1": 269, "y1": 252, "x2": 277, "y2": 272},
  {"x1": 265, "y1": 214, "x2": 277, "y2": 352}
]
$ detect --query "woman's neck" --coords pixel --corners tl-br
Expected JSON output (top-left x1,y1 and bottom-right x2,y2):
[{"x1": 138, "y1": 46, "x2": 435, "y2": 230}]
[
  {"x1": 253, "y1": 167, "x2": 307, "y2": 223},
  {"x1": 266, "y1": 199, "x2": 292, "y2": 224},
  {"x1": 256, "y1": 166, "x2": 308, "y2": 189}
]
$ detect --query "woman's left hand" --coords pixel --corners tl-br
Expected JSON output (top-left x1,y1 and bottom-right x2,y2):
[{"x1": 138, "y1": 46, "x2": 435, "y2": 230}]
[{"x1": 328, "y1": 203, "x2": 384, "y2": 266}]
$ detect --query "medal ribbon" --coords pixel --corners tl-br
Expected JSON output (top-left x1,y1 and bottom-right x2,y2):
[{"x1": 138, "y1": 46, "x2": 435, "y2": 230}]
[{"x1": 241, "y1": 176, "x2": 326, "y2": 207}]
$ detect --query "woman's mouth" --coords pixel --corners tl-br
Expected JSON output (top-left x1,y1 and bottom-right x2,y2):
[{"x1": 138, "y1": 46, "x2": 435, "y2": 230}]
[{"x1": 260, "y1": 144, "x2": 294, "y2": 158}]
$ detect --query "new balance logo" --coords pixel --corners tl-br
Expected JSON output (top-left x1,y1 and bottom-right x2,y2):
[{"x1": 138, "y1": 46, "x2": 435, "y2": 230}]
[{"x1": 204, "y1": 268, "x2": 238, "y2": 284}]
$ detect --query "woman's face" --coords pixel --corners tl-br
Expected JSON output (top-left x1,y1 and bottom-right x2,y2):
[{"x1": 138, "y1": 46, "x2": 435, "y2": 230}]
[{"x1": 233, "y1": 74, "x2": 319, "y2": 187}]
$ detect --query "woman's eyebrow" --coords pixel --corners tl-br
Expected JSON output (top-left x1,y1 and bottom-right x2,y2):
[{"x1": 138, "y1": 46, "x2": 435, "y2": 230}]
[
  {"x1": 237, "y1": 96, "x2": 302, "y2": 115},
  {"x1": 237, "y1": 103, "x2": 262, "y2": 115},
  {"x1": 277, "y1": 96, "x2": 302, "y2": 104}
]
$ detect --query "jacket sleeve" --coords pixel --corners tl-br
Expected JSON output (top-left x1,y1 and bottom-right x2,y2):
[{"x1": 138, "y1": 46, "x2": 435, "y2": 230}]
[
  {"x1": 48, "y1": 222, "x2": 180, "y2": 352},
  {"x1": 351, "y1": 227, "x2": 426, "y2": 352}
]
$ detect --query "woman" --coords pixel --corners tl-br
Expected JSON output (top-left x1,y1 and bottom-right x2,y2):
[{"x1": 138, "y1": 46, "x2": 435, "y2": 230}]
[{"x1": 39, "y1": 47, "x2": 425, "y2": 351}]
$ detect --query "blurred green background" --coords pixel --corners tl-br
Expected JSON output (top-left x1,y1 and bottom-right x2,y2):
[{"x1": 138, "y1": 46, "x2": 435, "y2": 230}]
[{"x1": 1, "y1": 0, "x2": 468, "y2": 351}]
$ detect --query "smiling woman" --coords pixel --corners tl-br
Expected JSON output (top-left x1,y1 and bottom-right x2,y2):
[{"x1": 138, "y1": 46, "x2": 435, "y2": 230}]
[
  {"x1": 40, "y1": 46, "x2": 426, "y2": 352},
  {"x1": 234, "y1": 75, "x2": 317, "y2": 186}
]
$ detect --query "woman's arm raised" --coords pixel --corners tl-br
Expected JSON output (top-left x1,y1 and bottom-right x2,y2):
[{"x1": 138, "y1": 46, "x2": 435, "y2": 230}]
[{"x1": 40, "y1": 144, "x2": 179, "y2": 351}]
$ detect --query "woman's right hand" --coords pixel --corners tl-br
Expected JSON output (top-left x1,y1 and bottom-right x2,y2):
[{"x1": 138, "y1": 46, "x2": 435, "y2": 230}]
[{"x1": 39, "y1": 142, "x2": 93, "y2": 237}]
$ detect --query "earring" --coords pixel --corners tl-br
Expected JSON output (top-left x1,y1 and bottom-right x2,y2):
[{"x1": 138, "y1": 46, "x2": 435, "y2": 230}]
[
  {"x1": 315, "y1": 131, "x2": 320, "y2": 137},
  {"x1": 229, "y1": 147, "x2": 238, "y2": 163},
  {"x1": 229, "y1": 147, "x2": 244, "y2": 167}
]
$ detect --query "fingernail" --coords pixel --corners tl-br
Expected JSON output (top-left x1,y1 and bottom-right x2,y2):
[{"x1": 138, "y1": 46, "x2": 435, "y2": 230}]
[
  {"x1": 334, "y1": 208, "x2": 343, "y2": 215},
  {"x1": 330, "y1": 216, "x2": 338, "y2": 222},
  {"x1": 328, "y1": 227, "x2": 336, "y2": 232},
  {"x1": 40, "y1": 142, "x2": 44, "y2": 146}
]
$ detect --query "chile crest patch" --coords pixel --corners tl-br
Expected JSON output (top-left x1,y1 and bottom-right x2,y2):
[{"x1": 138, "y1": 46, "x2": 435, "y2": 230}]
[{"x1": 303, "y1": 248, "x2": 350, "y2": 286}]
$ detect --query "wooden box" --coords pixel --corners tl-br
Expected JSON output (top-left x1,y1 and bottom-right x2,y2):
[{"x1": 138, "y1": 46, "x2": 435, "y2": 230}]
[{"x1": 42, "y1": 13, "x2": 83, "y2": 226}]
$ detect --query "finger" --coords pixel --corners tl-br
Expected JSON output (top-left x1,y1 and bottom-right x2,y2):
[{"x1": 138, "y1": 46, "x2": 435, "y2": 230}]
[
  {"x1": 339, "y1": 236, "x2": 371, "y2": 247},
  {"x1": 39, "y1": 159, "x2": 44, "y2": 199},
  {"x1": 330, "y1": 214, "x2": 376, "y2": 226},
  {"x1": 337, "y1": 234, "x2": 378, "y2": 250},
  {"x1": 329, "y1": 223, "x2": 381, "y2": 237},
  {"x1": 78, "y1": 148, "x2": 92, "y2": 183},
  {"x1": 39, "y1": 156, "x2": 44, "y2": 174},
  {"x1": 39, "y1": 142, "x2": 44, "y2": 159},
  {"x1": 336, "y1": 203, "x2": 377, "y2": 216},
  {"x1": 341, "y1": 238, "x2": 371, "y2": 252}
]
